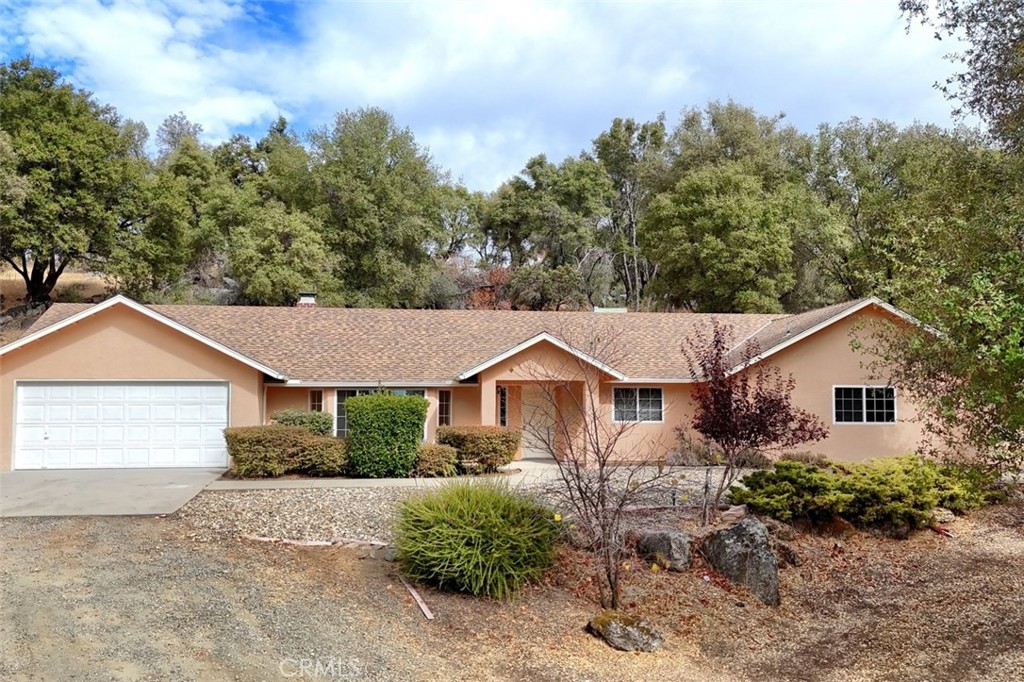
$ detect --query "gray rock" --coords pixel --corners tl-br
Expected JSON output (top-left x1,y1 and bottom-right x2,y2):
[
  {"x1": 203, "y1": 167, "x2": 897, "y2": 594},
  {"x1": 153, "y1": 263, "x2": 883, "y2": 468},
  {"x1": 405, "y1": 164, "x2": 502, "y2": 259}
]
[
  {"x1": 721, "y1": 504, "x2": 748, "y2": 523},
  {"x1": 702, "y1": 518, "x2": 780, "y2": 606},
  {"x1": 932, "y1": 507, "x2": 955, "y2": 524},
  {"x1": 636, "y1": 530, "x2": 692, "y2": 572},
  {"x1": 589, "y1": 610, "x2": 664, "y2": 652}
]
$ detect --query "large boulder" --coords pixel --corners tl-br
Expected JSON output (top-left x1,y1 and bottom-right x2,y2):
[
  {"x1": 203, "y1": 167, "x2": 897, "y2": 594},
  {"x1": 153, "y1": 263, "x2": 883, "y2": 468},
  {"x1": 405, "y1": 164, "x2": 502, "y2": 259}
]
[
  {"x1": 702, "y1": 518, "x2": 780, "y2": 606},
  {"x1": 588, "y1": 610, "x2": 664, "y2": 652},
  {"x1": 636, "y1": 530, "x2": 692, "y2": 572}
]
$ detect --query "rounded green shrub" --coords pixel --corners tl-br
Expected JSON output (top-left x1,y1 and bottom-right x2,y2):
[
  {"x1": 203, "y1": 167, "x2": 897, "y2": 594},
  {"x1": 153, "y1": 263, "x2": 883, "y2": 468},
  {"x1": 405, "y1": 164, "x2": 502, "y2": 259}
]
[
  {"x1": 395, "y1": 481, "x2": 560, "y2": 599},
  {"x1": 346, "y1": 393, "x2": 429, "y2": 478},
  {"x1": 295, "y1": 437, "x2": 348, "y2": 477},
  {"x1": 224, "y1": 425, "x2": 308, "y2": 478},
  {"x1": 414, "y1": 444, "x2": 458, "y2": 477},
  {"x1": 224, "y1": 425, "x2": 348, "y2": 478},
  {"x1": 437, "y1": 425, "x2": 521, "y2": 473},
  {"x1": 271, "y1": 409, "x2": 334, "y2": 436}
]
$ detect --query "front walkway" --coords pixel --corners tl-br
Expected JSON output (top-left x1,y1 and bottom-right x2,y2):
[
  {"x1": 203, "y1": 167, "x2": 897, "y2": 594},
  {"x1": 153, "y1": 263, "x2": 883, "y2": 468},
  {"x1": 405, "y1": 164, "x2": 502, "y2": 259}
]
[{"x1": 204, "y1": 458, "x2": 562, "y2": 491}]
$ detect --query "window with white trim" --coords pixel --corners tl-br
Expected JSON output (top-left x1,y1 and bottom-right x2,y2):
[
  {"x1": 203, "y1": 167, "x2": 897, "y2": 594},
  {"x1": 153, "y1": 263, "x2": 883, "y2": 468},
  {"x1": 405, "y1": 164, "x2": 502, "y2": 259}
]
[
  {"x1": 613, "y1": 387, "x2": 663, "y2": 422},
  {"x1": 438, "y1": 389, "x2": 452, "y2": 427},
  {"x1": 308, "y1": 389, "x2": 324, "y2": 412},
  {"x1": 335, "y1": 388, "x2": 429, "y2": 439},
  {"x1": 833, "y1": 386, "x2": 896, "y2": 423}
]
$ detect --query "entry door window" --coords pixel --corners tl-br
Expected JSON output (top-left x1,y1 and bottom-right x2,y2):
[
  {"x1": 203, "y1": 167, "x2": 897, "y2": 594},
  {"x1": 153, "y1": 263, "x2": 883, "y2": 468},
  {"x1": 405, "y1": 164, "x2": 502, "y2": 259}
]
[{"x1": 498, "y1": 386, "x2": 508, "y2": 427}]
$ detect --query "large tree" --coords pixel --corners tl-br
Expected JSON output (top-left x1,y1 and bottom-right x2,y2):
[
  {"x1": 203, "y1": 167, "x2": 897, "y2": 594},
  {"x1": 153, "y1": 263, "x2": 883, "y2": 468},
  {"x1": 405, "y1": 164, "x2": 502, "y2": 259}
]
[
  {"x1": 901, "y1": 0, "x2": 1024, "y2": 150},
  {"x1": 308, "y1": 107, "x2": 445, "y2": 307},
  {"x1": 592, "y1": 116, "x2": 668, "y2": 309},
  {"x1": 641, "y1": 162, "x2": 804, "y2": 312},
  {"x1": 0, "y1": 58, "x2": 137, "y2": 303}
]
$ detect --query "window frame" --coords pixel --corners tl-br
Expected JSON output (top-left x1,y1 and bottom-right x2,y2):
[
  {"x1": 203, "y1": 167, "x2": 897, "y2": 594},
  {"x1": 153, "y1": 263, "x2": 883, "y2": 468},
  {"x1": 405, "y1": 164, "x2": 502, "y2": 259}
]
[
  {"x1": 308, "y1": 389, "x2": 324, "y2": 412},
  {"x1": 612, "y1": 387, "x2": 664, "y2": 424},
  {"x1": 438, "y1": 389, "x2": 452, "y2": 427},
  {"x1": 334, "y1": 387, "x2": 429, "y2": 439},
  {"x1": 831, "y1": 385, "x2": 897, "y2": 425},
  {"x1": 497, "y1": 386, "x2": 508, "y2": 427}
]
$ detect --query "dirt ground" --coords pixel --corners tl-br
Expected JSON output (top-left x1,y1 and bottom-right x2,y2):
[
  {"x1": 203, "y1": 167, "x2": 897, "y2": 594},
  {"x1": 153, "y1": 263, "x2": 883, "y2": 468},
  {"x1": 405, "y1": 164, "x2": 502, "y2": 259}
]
[{"x1": 1, "y1": 504, "x2": 1022, "y2": 681}]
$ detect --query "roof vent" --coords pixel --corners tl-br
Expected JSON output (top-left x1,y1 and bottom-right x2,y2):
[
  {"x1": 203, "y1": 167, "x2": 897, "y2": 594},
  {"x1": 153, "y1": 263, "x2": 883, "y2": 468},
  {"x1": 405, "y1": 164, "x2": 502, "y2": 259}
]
[
  {"x1": 296, "y1": 293, "x2": 317, "y2": 308},
  {"x1": 593, "y1": 307, "x2": 628, "y2": 313}
]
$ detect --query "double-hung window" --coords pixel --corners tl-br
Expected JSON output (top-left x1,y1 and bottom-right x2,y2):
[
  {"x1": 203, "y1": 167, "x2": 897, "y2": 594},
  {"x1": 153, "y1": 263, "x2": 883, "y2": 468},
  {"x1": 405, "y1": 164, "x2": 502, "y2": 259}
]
[
  {"x1": 613, "y1": 387, "x2": 663, "y2": 422},
  {"x1": 308, "y1": 389, "x2": 324, "y2": 412},
  {"x1": 438, "y1": 390, "x2": 452, "y2": 427},
  {"x1": 833, "y1": 386, "x2": 896, "y2": 423}
]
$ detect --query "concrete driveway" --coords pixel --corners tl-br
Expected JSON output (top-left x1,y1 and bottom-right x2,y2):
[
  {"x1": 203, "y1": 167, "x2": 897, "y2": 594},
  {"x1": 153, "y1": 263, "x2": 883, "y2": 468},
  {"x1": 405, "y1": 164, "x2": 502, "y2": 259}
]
[{"x1": 0, "y1": 468, "x2": 223, "y2": 517}]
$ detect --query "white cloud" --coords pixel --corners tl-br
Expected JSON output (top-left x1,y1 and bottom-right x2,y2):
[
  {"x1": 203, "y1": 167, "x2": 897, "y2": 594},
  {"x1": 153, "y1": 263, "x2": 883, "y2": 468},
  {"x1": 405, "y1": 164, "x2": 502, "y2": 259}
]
[{"x1": 2, "y1": 0, "x2": 962, "y2": 190}]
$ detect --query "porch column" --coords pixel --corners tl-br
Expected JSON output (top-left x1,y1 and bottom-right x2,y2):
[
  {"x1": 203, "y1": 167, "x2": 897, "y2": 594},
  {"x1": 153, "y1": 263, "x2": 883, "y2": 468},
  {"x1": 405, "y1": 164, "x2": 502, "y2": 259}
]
[{"x1": 480, "y1": 377, "x2": 497, "y2": 426}]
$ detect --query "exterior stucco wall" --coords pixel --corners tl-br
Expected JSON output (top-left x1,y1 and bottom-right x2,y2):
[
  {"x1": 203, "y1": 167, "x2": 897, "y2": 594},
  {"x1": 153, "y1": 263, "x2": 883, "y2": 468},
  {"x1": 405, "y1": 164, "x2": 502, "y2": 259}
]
[
  {"x1": 0, "y1": 305, "x2": 264, "y2": 471},
  {"x1": 760, "y1": 307, "x2": 924, "y2": 460}
]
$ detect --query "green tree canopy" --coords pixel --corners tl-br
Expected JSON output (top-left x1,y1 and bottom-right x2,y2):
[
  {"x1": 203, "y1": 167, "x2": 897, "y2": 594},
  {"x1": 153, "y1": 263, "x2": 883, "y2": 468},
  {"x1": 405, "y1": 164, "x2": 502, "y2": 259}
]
[
  {"x1": 0, "y1": 57, "x2": 138, "y2": 303},
  {"x1": 308, "y1": 107, "x2": 444, "y2": 307}
]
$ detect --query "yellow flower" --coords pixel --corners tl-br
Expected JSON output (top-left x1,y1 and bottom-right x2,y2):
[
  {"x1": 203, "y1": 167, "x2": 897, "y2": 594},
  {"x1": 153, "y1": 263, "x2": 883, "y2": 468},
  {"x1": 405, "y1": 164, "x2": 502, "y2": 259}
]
[
  {"x1": 553, "y1": 513, "x2": 562, "y2": 522},
  {"x1": 651, "y1": 563, "x2": 661, "y2": 572}
]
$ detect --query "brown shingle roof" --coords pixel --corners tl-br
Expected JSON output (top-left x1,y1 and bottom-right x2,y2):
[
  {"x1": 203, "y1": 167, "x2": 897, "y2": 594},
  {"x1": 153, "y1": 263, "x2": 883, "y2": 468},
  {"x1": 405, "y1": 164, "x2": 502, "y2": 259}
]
[{"x1": 24, "y1": 299, "x2": 874, "y2": 383}]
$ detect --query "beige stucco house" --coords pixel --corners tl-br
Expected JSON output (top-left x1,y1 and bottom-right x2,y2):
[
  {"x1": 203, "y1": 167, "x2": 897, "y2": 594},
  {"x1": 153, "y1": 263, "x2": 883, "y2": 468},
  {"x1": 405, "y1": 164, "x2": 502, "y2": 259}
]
[{"x1": 0, "y1": 295, "x2": 923, "y2": 472}]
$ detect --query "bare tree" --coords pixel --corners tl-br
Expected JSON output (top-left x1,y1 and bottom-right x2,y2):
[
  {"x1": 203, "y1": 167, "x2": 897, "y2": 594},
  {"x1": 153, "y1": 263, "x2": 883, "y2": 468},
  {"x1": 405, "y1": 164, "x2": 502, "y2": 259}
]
[
  {"x1": 681, "y1": 321, "x2": 828, "y2": 523},
  {"x1": 517, "y1": 322, "x2": 673, "y2": 610}
]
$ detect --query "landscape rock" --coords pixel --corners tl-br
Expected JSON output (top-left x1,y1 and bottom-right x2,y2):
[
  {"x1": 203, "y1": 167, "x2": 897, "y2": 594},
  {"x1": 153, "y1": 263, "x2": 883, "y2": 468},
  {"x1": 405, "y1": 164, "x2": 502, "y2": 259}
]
[
  {"x1": 932, "y1": 507, "x2": 956, "y2": 524},
  {"x1": 721, "y1": 504, "x2": 748, "y2": 524},
  {"x1": 701, "y1": 518, "x2": 780, "y2": 606},
  {"x1": 588, "y1": 610, "x2": 664, "y2": 652},
  {"x1": 769, "y1": 538, "x2": 802, "y2": 567},
  {"x1": 636, "y1": 530, "x2": 692, "y2": 571},
  {"x1": 761, "y1": 517, "x2": 798, "y2": 541}
]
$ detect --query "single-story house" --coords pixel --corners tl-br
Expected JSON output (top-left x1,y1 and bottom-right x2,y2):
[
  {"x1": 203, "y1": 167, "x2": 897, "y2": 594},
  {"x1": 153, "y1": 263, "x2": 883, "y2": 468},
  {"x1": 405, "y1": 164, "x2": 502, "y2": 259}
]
[{"x1": 0, "y1": 295, "x2": 924, "y2": 472}]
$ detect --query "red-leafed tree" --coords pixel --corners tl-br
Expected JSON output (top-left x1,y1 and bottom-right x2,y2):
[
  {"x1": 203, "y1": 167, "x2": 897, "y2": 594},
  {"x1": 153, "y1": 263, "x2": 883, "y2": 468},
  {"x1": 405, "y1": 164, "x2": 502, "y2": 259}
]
[{"x1": 681, "y1": 321, "x2": 829, "y2": 522}]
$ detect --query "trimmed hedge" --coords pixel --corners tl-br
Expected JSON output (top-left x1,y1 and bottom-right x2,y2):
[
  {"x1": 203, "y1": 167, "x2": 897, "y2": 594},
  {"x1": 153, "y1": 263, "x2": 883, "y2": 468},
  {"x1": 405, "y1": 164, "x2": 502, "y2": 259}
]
[
  {"x1": 437, "y1": 425, "x2": 521, "y2": 473},
  {"x1": 346, "y1": 393, "x2": 429, "y2": 478},
  {"x1": 395, "y1": 481, "x2": 560, "y2": 599},
  {"x1": 224, "y1": 425, "x2": 348, "y2": 478},
  {"x1": 415, "y1": 444, "x2": 459, "y2": 477},
  {"x1": 271, "y1": 408, "x2": 334, "y2": 436},
  {"x1": 730, "y1": 455, "x2": 993, "y2": 533}
]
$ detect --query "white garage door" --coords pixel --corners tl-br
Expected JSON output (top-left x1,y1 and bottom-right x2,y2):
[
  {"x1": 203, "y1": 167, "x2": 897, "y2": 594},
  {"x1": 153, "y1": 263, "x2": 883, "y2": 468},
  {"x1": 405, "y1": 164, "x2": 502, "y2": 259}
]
[{"x1": 14, "y1": 382, "x2": 229, "y2": 469}]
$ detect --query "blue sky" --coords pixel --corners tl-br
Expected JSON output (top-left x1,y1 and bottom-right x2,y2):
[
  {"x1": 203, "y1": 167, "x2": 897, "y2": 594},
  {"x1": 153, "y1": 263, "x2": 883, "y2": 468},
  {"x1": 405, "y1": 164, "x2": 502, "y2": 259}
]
[{"x1": 1, "y1": 0, "x2": 960, "y2": 190}]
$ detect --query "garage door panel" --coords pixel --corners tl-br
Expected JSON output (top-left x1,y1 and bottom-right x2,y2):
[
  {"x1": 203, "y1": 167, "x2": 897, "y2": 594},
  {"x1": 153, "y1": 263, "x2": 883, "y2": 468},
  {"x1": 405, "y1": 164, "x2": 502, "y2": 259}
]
[
  {"x1": 152, "y1": 405, "x2": 176, "y2": 421},
  {"x1": 126, "y1": 405, "x2": 151, "y2": 421},
  {"x1": 97, "y1": 448, "x2": 125, "y2": 466},
  {"x1": 70, "y1": 449, "x2": 98, "y2": 467},
  {"x1": 74, "y1": 385, "x2": 100, "y2": 400},
  {"x1": 47, "y1": 405, "x2": 73, "y2": 422},
  {"x1": 14, "y1": 382, "x2": 229, "y2": 469},
  {"x1": 18, "y1": 405, "x2": 46, "y2": 423},
  {"x1": 73, "y1": 405, "x2": 99, "y2": 422}
]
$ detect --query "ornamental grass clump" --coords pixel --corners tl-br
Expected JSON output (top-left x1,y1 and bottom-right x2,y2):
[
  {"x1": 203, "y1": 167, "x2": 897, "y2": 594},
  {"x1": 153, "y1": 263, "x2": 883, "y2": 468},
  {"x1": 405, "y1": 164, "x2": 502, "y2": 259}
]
[{"x1": 395, "y1": 481, "x2": 561, "y2": 599}]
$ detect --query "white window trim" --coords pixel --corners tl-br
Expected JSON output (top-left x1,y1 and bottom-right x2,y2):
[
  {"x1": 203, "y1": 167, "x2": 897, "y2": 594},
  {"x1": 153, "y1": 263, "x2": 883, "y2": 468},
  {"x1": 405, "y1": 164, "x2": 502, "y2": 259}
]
[
  {"x1": 831, "y1": 384, "x2": 898, "y2": 425},
  {"x1": 611, "y1": 386, "x2": 664, "y2": 424},
  {"x1": 333, "y1": 387, "x2": 430, "y2": 440}
]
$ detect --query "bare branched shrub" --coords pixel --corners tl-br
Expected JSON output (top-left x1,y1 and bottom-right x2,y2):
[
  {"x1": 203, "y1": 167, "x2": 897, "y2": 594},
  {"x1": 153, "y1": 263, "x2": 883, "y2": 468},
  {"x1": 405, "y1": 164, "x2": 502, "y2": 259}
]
[{"x1": 517, "y1": 321, "x2": 672, "y2": 610}]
